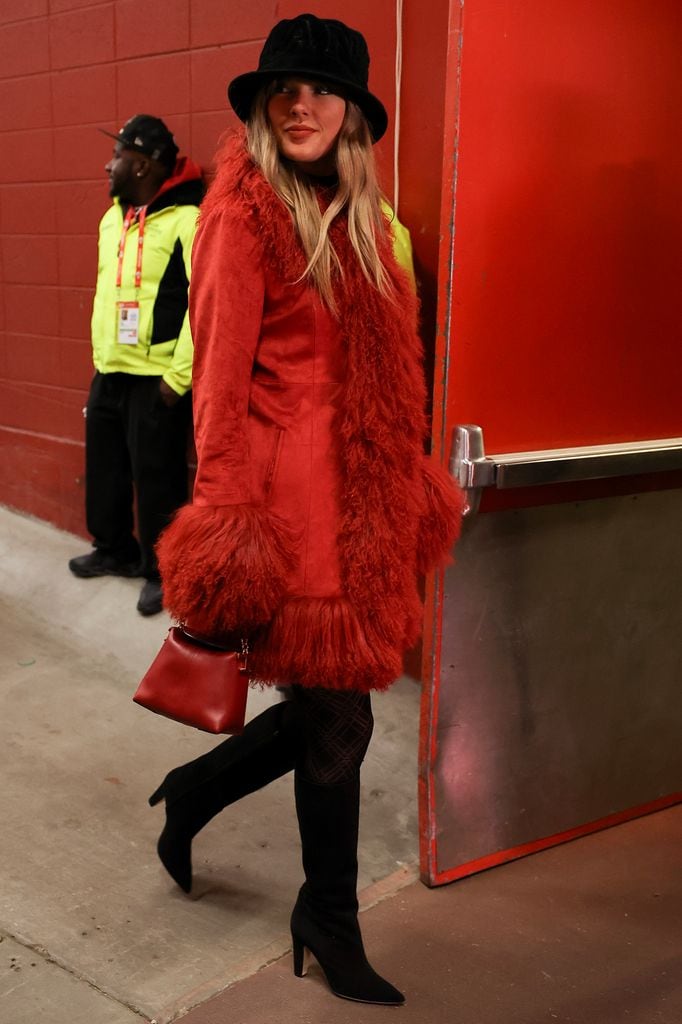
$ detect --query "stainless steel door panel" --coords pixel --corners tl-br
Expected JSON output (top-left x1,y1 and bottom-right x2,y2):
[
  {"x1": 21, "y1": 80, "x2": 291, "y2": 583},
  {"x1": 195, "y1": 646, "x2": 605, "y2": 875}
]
[{"x1": 433, "y1": 489, "x2": 682, "y2": 873}]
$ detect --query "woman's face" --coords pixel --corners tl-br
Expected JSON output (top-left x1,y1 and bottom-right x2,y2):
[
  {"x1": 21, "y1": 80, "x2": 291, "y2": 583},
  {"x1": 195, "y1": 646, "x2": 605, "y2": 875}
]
[{"x1": 267, "y1": 78, "x2": 346, "y2": 175}]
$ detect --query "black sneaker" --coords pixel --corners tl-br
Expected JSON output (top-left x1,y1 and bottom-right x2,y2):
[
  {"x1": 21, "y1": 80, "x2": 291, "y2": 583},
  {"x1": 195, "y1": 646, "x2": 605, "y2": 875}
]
[
  {"x1": 137, "y1": 580, "x2": 163, "y2": 616},
  {"x1": 68, "y1": 550, "x2": 140, "y2": 579}
]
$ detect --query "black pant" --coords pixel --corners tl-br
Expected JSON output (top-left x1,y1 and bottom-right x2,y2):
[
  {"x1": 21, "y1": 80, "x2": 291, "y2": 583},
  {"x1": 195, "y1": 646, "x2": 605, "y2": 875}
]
[{"x1": 84, "y1": 371, "x2": 191, "y2": 579}]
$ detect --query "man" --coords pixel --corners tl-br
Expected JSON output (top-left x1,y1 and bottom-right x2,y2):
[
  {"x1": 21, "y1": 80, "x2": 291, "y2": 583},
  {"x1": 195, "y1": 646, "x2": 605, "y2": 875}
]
[{"x1": 69, "y1": 115, "x2": 204, "y2": 615}]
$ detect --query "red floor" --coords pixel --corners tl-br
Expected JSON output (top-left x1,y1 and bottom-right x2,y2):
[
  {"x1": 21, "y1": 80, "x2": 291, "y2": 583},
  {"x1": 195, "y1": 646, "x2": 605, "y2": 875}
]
[{"x1": 180, "y1": 804, "x2": 682, "y2": 1024}]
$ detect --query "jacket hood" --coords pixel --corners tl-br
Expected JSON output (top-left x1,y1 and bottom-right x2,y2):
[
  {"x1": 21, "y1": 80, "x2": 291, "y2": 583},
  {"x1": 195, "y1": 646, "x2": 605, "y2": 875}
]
[{"x1": 148, "y1": 156, "x2": 205, "y2": 212}]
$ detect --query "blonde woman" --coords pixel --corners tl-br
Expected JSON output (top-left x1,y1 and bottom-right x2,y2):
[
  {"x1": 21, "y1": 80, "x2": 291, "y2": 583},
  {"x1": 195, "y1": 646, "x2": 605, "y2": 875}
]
[{"x1": 151, "y1": 14, "x2": 462, "y2": 1006}]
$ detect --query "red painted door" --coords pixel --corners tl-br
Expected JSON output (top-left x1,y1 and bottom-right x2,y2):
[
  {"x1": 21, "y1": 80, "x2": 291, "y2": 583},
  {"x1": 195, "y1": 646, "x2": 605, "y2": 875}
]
[{"x1": 420, "y1": 0, "x2": 682, "y2": 886}]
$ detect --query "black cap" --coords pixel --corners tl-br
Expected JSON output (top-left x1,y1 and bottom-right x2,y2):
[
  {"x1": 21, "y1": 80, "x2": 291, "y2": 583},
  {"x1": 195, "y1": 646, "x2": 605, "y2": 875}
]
[
  {"x1": 227, "y1": 14, "x2": 388, "y2": 143},
  {"x1": 99, "y1": 114, "x2": 179, "y2": 169}
]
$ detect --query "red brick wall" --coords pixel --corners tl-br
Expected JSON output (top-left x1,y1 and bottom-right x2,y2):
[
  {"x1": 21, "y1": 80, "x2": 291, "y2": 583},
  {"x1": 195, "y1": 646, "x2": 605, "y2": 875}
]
[{"x1": 0, "y1": 1, "x2": 448, "y2": 534}]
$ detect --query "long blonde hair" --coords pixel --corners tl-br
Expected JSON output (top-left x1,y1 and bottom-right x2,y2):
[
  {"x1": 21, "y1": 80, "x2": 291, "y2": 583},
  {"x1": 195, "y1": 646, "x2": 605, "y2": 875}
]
[{"x1": 246, "y1": 83, "x2": 393, "y2": 309}]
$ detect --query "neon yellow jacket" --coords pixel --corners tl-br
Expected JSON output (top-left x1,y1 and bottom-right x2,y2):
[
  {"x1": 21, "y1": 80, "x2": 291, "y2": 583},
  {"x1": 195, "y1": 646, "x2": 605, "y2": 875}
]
[
  {"x1": 90, "y1": 158, "x2": 204, "y2": 396},
  {"x1": 383, "y1": 201, "x2": 416, "y2": 289}
]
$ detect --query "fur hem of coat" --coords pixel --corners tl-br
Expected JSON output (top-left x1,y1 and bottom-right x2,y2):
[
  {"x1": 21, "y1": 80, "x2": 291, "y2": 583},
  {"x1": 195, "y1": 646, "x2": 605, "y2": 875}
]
[
  {"x1": 250, "y1": 596, "x2": 406, "y2": 692},
  {"x1": 157, "y1": 502, "x2": 298, "y2": 634}
]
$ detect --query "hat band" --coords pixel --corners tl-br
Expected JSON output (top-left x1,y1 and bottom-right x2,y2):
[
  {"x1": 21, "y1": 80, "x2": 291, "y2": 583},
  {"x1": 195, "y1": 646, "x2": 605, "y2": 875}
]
[{"x1": 258, "y1": 56, "x2": 368, "y2": 91}]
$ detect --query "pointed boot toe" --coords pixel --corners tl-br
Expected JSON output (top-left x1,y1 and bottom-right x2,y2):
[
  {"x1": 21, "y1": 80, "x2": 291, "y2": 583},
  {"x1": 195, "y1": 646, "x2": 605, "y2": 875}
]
[{"x1": 291, "y1": 901, "x2": 405, "y2": 1006}]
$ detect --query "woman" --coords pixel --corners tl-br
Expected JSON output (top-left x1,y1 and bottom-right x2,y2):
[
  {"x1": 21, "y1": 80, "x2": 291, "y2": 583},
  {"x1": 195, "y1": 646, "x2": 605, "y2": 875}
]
[{"x1": 151, "y1": 13, "x2": 463, "y2": 1007}]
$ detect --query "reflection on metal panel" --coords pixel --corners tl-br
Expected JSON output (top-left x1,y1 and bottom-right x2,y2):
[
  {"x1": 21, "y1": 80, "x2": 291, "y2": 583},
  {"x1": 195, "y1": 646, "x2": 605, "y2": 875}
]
[{"x1": 432, "y1": 489, "x2": 682, "y2": 880}]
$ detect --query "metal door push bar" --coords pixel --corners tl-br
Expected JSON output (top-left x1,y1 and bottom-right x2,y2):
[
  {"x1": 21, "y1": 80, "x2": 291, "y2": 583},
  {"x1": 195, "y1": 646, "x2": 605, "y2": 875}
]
[{"x1": 450, "y1": 425, "x2": 682, "y2": 514}]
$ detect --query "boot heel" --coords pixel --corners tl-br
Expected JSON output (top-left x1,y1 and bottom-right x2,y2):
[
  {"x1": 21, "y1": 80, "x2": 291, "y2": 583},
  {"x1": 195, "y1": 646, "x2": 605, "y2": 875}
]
[
  {"x1": 292, "y1": 934, "x2": 307, "y2": 977},
  {"x1": 148, "y1": 783, "x2": 165, "y2": 807}
]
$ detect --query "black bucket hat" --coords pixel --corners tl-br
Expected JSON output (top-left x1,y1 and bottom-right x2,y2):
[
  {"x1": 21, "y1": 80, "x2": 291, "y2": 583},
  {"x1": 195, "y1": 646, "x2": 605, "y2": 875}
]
[
  {"x1": 227, "y1": 13, "x2": 388, "y2": 143},
  {"x1": 99, "y1": 114, "x2": 179, "y2": 169}
]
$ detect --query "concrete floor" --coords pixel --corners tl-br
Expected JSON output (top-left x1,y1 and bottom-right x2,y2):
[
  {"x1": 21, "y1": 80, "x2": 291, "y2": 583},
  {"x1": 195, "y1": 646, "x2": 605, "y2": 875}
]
[
  {"x1": 1, "y1": 505, "x2": 680, "y2": 1024},
  {"x1": 0, "y1": 506, "x2": 420, "y2": 1024}
]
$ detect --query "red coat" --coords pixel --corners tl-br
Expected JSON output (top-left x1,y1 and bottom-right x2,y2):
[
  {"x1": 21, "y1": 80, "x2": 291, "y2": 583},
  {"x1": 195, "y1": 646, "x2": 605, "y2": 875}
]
[{"x1": 157, "y1": 135, "x2": 463, "y2": 692}]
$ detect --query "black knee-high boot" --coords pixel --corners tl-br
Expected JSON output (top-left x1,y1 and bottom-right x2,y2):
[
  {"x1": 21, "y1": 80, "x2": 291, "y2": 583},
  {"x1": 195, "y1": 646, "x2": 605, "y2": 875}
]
[
  {"x1": 291, "y1": 772, "x2": 405, "y2": 1005},
  {"x1": 149, "y1": 700, "x2": 301, "y2": 892}
]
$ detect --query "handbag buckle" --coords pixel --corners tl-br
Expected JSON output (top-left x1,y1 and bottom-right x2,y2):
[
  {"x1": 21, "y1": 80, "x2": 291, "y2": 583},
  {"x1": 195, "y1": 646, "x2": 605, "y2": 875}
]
[{"x1": 239, "y1": 637, "x2": 249, "y2": 673}]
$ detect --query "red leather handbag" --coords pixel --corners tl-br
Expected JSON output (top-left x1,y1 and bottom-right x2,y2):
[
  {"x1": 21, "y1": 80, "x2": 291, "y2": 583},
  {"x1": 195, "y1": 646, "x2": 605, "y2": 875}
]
[{"x1": 133, "y1": 627, "x2": 249, "y2": 734}]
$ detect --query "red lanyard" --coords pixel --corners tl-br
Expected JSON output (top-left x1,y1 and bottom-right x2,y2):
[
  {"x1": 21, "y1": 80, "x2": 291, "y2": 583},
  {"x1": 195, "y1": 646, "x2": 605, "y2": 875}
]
[{"x1": 116, "y1": 205, "x2": 147, "y2": 291}]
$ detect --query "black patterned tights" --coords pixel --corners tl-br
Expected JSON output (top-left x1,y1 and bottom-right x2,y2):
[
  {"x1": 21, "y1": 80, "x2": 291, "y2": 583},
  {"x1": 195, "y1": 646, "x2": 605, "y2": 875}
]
[{"x1": 291, "y1": 686, "x2": 374, "y2": 785}]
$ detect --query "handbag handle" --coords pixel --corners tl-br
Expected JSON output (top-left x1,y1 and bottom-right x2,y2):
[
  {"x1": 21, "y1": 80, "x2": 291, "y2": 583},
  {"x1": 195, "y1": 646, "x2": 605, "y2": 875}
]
[{"x1": 179, "y1": 625, "x2": 249, "y2": 668}]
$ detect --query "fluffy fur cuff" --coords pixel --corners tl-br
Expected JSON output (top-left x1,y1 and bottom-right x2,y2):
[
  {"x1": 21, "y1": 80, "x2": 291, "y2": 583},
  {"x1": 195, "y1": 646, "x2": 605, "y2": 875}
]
[
  {"x1": 156, "y1": 503, "x2": 298, "y2": 634},
  {"x1": 417, "y1": 458, "x2": 465, "y2": 574}
]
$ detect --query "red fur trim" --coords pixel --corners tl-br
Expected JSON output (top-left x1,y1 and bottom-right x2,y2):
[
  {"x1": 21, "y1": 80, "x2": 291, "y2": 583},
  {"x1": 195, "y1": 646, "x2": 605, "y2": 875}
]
[
  {"x1": 330, "y1": 215, "x2": 429, "y2": 669},
  {"x1": 157, "y1": 503, "x2": 298, "y2": 634},
  {"x1": 252, "y1": 597, "x2": 405, "y2": 692},
  {"x1": 417, "y1": 458, "x2": 466, "y2": 573}
]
